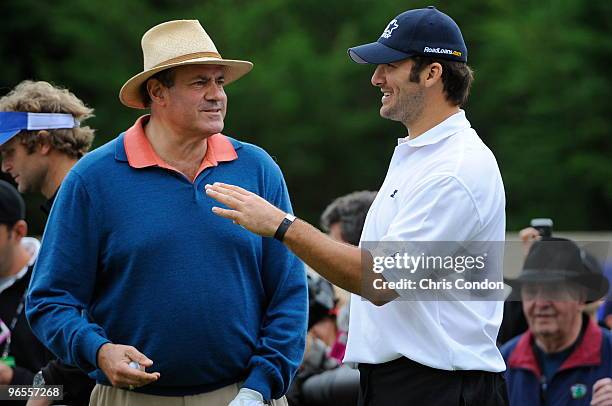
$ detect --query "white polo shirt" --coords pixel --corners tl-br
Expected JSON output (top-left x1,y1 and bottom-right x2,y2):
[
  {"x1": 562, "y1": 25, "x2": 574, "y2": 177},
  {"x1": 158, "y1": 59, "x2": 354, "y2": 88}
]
[{"x1": 343, "y1": 110, "x2": 506, "y2": 372}]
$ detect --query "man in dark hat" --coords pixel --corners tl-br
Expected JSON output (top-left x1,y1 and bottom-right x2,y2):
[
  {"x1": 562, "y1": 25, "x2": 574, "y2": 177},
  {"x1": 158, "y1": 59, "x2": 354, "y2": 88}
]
[
  {"x1": 0, "y1": 180, "x2": 53, "y2": 404},
  {"x1": 501, "y1": 238, "x2": 612, "y2": 406}
]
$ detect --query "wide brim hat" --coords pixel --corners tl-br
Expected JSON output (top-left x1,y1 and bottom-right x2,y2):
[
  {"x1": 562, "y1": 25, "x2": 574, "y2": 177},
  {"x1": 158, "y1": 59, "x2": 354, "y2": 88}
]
[
  {"x1": 505, "y1": 237, "x2": 610, "y2": 302},
  {"x1": 119, "y1": 20, "x2": 253, "y2": 109}
]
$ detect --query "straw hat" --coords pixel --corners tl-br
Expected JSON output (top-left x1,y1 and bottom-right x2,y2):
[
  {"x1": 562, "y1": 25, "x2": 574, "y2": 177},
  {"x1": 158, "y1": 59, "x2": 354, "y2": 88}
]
[{"x1": 119, "y1": 20, "x2": 253, "y2": 109}]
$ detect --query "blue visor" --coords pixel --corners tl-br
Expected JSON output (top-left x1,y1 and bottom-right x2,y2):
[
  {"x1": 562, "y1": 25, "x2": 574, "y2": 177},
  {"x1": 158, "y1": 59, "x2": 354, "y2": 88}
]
[{"x1": 0, "y1": 112, "x2": 77, "y2": 146}]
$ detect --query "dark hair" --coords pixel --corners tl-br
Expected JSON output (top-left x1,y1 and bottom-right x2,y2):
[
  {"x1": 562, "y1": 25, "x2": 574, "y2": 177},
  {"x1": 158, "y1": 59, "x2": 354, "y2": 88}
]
[
  {"x1": 320, "y1": 190, "x2": 377, "y2": 246},
  {"x1": 409, "y1": 56, "x2": 474, "y2": 107},
  {"x1": 140, "y1": 68, "x2": 176, "y2": 108}
]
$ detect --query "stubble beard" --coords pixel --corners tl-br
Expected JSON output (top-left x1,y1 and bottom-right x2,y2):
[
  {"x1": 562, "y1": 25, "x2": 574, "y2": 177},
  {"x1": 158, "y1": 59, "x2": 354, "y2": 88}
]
[{"x1": 381, "y1": 87, "x2": 425, "y2": 128}]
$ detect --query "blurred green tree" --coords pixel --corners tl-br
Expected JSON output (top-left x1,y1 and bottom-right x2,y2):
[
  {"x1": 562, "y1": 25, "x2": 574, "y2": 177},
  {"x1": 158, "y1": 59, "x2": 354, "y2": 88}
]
[{"x1": 0, "y1": 0, "x2": 610, "y2": 235}]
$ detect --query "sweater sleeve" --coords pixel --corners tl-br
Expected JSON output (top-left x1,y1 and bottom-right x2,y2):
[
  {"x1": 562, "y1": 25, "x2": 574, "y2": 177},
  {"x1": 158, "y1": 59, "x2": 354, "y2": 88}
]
[
  {"x1": 25, "y1": 171, "x2": 110, "y2": 373},
  {"x1": 242, "y1": 163, "x2": 307, "y2": 400}
]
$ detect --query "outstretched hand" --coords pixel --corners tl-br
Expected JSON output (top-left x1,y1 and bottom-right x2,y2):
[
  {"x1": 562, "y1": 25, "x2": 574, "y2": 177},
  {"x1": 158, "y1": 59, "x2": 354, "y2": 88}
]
[{"x1": 205, "y1": 183, "x2": 286, "y2": 237}]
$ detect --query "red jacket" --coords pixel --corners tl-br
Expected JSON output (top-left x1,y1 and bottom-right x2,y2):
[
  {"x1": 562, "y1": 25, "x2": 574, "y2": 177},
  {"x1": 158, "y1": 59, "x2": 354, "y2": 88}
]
[{"x1": 501, "y1": 317, "x2": 612, "y2": 405}]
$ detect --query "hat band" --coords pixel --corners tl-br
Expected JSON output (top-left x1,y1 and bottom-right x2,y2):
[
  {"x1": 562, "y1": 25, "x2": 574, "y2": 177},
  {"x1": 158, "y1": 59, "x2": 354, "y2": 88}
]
[{"x1": 151, "y1": 51, "x2": 223, "y2": 69}]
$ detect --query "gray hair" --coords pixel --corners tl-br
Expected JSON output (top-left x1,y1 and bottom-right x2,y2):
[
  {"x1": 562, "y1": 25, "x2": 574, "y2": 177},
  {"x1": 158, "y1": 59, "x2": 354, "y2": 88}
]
[{"x1": 320, "y1": 190, "x2": 377, "y2": 246}]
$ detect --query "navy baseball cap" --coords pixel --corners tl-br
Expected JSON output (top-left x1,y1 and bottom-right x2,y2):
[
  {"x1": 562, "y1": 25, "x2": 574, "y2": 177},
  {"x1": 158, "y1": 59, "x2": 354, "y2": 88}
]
[
  {"x1": 348, "y1": 6, "x2": 467, "y2": 64},
  {"x1": 0, "y1": 180, "x2": 25, "y2": 224}
]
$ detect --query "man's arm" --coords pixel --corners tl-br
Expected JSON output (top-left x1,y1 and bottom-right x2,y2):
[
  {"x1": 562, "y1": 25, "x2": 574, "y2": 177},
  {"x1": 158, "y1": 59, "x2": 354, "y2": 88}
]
[
  {"x1": 205, "y1": 184, "x2": 363, "y2": 291},
  {"x1": 205, "y1": 183, "x2": 395, "y2": 304},
  {"x1": 206, "y1": 175, "x2": 483, "y2": 303}
]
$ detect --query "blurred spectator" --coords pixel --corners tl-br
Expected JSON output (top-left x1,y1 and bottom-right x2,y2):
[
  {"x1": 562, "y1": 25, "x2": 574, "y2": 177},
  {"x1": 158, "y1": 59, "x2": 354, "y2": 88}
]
[
  {"x1": 599, "y1": 301, "x2": 612, "y2": 329},
  {"x1": 501, "y1": 238, "x2": 612, "y2": 406},
  {"x1": 0, "y1": 80, "x2": 96, "y2": 406},
  {"x1": 0, "y1": 181, "x2": 52, "y2": 405},
  {"x1": 581, "y1": 252, "x2": 609, "y2": 326},
  {"x1": 597, "y1": 263, "x2": 612, "y2": 329},
  {"x1": 0, "y1": 80, "x2": 95, "y2": 213},
  {"x1": 499, "y1": 227, "x2": 610, "y2": 345},
  {"x1": 287, "y1": 191, "x2": 375, "y2": 406},
  {"x1": 498, "y1": 227, "x2": 541, "y2": 345},
  {"x1": 320, "y1": 190, "x2": 377, "y2": 246}
]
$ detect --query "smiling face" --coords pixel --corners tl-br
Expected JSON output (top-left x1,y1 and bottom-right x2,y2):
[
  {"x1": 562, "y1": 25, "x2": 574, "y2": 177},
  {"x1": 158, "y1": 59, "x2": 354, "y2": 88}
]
[
  {"x1": 0, "y1": 137, "x2": 47, "y2": 194},
  {"x1": 370, "y1": 59, "x2": 425, "y2": 127},
  {"x1": 152, "y1": 64, "x2": 228, "y2": 138},
  {"x1": 521, "y1": 282, "x2": 585, "y2": 343}
]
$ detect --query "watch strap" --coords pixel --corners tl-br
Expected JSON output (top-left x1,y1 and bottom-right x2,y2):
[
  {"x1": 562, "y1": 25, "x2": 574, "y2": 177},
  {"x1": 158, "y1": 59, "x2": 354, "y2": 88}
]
[{"x1": 274, "y1": 213, "x2": 296, "y2": 242}]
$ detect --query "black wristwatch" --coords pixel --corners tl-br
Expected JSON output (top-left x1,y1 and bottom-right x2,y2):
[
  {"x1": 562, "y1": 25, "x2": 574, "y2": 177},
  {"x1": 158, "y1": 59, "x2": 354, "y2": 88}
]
[{"x1": 274, "y1": 213, "x2": 296, "y2": 242}]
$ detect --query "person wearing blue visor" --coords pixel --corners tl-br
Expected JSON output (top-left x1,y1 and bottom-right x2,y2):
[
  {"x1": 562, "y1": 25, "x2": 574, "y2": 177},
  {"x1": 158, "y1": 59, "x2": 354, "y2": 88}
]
[
  {"x1": 0, "y1": 81, "x2": 95, "y2": 214},
  {"x1": 205, "y1": 6, "x2": 508, "y2": 406},
  {"x1": 0, "y1": 81, "x2": 96, "y2": 406}
]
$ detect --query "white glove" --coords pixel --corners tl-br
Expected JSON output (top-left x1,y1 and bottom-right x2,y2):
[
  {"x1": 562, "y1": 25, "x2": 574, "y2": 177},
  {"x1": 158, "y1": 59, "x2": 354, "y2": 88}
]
[{"x1": 228, "y1": 388, "x2": 265, "y2": 406}]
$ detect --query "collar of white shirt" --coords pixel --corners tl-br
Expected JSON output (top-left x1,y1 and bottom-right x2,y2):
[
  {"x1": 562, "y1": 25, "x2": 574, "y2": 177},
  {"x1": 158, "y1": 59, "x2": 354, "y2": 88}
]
[{"x1": 397, "y1": 109, "x2": 471, "y2": 148}]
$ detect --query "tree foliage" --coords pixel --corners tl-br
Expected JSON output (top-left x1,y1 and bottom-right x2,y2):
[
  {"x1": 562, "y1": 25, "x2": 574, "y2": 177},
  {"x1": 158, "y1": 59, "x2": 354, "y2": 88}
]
[{"x1": 1, "y1": 0, "x2": 610, "y2": 235}]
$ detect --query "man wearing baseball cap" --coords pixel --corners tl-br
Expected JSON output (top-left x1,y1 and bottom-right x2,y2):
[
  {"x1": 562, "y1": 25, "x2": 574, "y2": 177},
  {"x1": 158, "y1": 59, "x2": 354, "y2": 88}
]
[
  {"x1": 26, "y1": 20, "x2": 306, "y2": 406},
  {"x1": 206, "y1": 6, "x2": 507, "y2": 405}
]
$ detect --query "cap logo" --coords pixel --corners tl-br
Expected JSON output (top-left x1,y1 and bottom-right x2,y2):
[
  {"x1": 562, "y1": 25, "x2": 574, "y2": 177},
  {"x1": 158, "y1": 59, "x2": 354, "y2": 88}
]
[
  {"x1": 423, "y1": 46, "x2": 462, "y2": 57},
  {"x1": 381, "y1": 19, "x2": 399, "y2": 39}
]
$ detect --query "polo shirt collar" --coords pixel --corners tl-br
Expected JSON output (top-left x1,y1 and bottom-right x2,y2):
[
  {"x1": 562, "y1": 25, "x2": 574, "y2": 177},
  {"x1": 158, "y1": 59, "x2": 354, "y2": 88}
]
[
  {"x1": 397, "y1": 109, "x2": 471, "y2": 148},
  {"x1": 117, "y1": 115, "x2": 238, "y2": 178}
]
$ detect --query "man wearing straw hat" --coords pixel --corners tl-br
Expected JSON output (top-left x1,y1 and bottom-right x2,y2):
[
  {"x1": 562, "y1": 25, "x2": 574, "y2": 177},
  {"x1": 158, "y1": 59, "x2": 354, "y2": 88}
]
[{"x1": 26, "y1": 20, "x2": 306, "y2": 406}]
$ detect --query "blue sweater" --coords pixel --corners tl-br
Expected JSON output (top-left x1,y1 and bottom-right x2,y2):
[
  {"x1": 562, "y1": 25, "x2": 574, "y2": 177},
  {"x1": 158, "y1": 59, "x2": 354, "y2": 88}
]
[{"x1": 26, "y1": 133, "x2": 307, "y2": 399}]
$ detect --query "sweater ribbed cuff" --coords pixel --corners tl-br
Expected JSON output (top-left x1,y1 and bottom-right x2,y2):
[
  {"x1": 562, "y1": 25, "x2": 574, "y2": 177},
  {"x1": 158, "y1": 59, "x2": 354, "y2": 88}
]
[
  {"x1": 243, "y1": 365, "x2": 272, "y2": 401},
  {"x1": 77, "y1": 331, "x2": 111, "y2": 371}
]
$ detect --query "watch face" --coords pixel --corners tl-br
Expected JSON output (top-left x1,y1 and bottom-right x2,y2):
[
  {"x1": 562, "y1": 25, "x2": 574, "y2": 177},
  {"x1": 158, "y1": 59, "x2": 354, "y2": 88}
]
[{"x1": 33, "y1": 371, "x2": 45, "y2": 387}]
